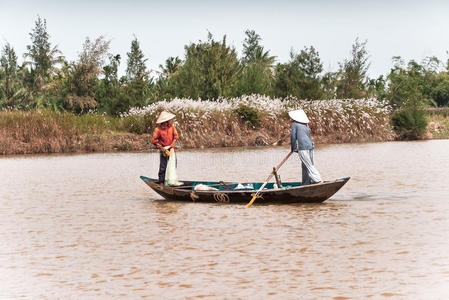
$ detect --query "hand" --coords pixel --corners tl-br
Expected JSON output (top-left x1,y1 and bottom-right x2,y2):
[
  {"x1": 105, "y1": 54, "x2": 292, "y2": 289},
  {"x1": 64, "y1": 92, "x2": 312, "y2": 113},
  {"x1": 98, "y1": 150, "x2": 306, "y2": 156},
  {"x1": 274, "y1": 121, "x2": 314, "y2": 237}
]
[{"x1": 163, "y1": 149, "x2": 170, "y2": 157}]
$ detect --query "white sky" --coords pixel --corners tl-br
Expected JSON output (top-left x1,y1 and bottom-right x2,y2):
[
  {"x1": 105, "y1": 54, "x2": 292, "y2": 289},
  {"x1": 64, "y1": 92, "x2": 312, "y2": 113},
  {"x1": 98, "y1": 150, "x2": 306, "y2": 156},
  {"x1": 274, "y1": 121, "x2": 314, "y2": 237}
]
[{"x1": 1, "y1": 0, "x2": 449, "y2": 78}]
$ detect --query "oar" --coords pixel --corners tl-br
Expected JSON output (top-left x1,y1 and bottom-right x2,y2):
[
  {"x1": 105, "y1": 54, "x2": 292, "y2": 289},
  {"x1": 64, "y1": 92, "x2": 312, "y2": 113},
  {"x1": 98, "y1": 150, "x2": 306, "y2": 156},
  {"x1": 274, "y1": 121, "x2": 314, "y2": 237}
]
[{"x1": 246, "y1": 151, "x2": 293, "y2": 208}]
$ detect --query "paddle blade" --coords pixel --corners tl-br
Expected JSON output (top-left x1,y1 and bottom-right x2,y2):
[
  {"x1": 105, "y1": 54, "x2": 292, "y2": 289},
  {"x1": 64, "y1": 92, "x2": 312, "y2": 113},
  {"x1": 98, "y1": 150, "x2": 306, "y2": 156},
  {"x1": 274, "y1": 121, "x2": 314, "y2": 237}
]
[{"x1": 246, "y1": 195, "x2": 257, "y2": 208}]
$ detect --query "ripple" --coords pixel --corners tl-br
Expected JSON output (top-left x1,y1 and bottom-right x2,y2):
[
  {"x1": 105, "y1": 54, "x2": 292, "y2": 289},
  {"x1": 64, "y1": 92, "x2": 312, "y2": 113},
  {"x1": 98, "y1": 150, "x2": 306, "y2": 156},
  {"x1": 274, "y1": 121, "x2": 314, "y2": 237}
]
[{"x1": 1, "y1": 142, "x2": 449, "y2": 298}]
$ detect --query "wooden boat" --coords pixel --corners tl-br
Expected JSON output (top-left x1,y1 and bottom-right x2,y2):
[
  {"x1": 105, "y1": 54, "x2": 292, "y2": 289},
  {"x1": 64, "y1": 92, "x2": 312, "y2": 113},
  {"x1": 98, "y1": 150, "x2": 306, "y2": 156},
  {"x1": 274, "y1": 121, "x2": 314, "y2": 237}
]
[{"x1": 140, "y1": 176, "x2": 350, "y2": 204}]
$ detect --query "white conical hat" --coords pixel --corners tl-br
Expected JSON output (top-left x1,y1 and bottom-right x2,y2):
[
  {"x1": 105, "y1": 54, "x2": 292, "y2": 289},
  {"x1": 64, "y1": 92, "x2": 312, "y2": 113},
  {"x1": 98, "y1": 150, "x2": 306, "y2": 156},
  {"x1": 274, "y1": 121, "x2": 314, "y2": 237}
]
[
  {"x1": 288, "y1": 109, "x2": 309, "y2": 123},
  {"x1": 156, "y1": 111, "x2": 176, "y2": 124}
]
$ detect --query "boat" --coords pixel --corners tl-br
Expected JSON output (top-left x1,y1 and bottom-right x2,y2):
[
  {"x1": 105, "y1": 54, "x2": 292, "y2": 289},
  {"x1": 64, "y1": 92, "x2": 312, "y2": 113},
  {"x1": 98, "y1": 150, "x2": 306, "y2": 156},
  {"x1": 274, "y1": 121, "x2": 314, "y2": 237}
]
[{"x1": 140, "y1": 176, "x2": 350, "y2": 204}]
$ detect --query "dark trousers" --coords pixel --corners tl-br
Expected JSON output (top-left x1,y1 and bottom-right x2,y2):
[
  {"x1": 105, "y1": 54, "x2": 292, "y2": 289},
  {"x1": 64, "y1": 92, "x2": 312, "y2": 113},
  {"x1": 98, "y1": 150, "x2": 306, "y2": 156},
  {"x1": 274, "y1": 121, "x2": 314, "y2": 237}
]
[{"x1": 158, "y1": 152, "x2": 169, "y2": 184}]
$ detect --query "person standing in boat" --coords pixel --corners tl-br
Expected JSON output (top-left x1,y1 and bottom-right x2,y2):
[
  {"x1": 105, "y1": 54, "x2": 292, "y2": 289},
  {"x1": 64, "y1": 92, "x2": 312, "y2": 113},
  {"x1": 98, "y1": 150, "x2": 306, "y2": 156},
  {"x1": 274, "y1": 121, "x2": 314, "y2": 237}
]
[
  {"x1": 289, "y1": 109, "x2": 323, "y2": 185},
  {"x1": 152, "y1": 111, "x2": 179, "y2": 185}
]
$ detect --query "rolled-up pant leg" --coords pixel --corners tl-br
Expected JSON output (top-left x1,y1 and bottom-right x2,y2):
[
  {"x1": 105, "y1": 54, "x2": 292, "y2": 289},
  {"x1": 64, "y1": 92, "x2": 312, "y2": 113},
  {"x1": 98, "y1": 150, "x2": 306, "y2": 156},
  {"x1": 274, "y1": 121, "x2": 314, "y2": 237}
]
[
  {"x1": 299, "y1": 150, "x2": 322, "y2": 185},
  {"x1": 158, "y1": 152, "x2": 169, "y2": 184}
]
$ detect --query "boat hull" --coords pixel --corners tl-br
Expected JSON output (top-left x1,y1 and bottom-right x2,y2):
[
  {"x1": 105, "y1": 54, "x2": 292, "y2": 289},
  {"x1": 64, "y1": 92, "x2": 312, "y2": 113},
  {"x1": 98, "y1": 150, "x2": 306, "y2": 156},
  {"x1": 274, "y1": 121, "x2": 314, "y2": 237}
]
[{"x1": 140, "y1": 176, "x2": 350, "y2": 204}]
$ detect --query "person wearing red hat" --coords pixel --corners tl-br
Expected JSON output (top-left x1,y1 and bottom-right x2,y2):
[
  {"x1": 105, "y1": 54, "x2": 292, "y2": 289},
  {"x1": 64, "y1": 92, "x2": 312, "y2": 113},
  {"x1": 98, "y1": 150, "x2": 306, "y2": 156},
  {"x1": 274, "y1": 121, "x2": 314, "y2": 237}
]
[{"x1": 152, "y1": 111, "x2": 179, "y2": 185}]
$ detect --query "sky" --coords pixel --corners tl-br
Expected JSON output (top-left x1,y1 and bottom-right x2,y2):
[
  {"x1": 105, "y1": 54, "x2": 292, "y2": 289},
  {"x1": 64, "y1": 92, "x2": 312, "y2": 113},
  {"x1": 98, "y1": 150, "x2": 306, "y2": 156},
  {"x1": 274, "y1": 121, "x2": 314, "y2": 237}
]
[{"x1": 1, "y1": 0, "x2": 449, "y2": 78}]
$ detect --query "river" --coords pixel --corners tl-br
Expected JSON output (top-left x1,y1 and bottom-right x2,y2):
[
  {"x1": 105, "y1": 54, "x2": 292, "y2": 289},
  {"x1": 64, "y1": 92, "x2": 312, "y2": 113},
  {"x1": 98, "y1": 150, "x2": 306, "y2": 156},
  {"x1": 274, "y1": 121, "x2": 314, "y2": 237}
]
[{"x1": 0, "y1": 140, "x2": 448, "y2": 299}]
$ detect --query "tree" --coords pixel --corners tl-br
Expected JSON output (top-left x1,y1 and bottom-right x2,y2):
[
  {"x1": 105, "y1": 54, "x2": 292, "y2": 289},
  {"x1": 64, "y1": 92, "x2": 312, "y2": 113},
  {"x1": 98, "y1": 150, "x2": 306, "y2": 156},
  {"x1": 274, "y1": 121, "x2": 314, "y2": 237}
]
[
  {"x1": 321, "y1": 71, "x2": 337, "y2": 99},
  {"x1": 63, "y1": 36, "x2": 110, "y2": 113},
  {"x1": 336, "y1": 38, "x2": 370, "y2": 99},
  {"x1": 168, "y1": 32, "x2": 241, "y2": 100},
  {"x1": 241, "y1": 30, "x2": 275, "y2": 66},
  {"x1": 0, "y1": 43, "x2": 28, "y2": 108},
  {"x1": 126, "y1": 37, "x2": 148, "y2": 81},
  {"x1": 24, "y1": 16, "x2": 63, "y2": 97},
  {"x1": 387, "y1": 57, "x2": 435, "y2": 107},
  {"x1": 96, "y1": 54, "x2": 123, "y2": 115},
  {"x1": 431, "y1": 72, "x2": 449, "y2": 106},
  {"x1": 273, "y1": 46, "x2": 324, "y2": 99},
  {"x1": 366, "y1": 75, "x2": 387, "y2": 100},
  {"x1": 238, "y1": 29, "x2": 275, "y2": 96},
  {"x1": 124, "y1": 37, "x2": 151, "y2": 108},
  {"x1": 387, "y1": 57, "x2": 429, "y2": 139},
  {"x1": 159, "y1": 56, "x2": 182, "y2": 78},
  {"x1": 155, "y1": 56, "x2": 182, "y2": 101}
]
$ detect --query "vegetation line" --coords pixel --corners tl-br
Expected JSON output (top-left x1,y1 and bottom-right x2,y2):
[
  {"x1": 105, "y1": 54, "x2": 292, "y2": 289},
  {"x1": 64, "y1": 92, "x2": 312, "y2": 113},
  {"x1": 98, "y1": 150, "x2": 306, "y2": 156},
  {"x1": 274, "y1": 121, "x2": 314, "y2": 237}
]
[
  {"x1": 1, "y1": 96, "x2": 396, "y2": 155},
  {"x1": 2, "y1": 16, "x2": 448, "y2": 148}
]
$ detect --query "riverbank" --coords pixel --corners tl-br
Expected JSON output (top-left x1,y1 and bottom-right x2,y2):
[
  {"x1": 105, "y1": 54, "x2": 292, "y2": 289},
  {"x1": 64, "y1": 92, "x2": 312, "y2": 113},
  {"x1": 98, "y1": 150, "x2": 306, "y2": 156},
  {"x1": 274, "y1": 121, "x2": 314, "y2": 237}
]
[
  {"x1": 5, "y1": 96, "x2": 448, "y2": 156},
  {"x1": 425, "y1": 113, "x2": 449, "y2": 139},
  {"x1": 0, "y1": 97, "x2": 396, "y2": 155}
]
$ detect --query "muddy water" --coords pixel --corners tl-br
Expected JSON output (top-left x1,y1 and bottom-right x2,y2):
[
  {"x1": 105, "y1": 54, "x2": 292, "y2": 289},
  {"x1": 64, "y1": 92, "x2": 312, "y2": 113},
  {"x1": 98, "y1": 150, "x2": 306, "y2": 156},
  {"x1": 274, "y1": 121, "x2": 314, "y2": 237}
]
[{"x1": 1, "y1": 140, "x2": 448, "y2": 299}]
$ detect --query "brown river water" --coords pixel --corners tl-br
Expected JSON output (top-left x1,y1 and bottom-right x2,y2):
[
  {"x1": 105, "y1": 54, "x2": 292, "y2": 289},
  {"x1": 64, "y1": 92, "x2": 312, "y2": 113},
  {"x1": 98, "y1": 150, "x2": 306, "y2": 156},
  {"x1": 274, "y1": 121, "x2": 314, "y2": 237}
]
[{"x1": 1, "y1": 140, "x2": 448, "y2": 299}]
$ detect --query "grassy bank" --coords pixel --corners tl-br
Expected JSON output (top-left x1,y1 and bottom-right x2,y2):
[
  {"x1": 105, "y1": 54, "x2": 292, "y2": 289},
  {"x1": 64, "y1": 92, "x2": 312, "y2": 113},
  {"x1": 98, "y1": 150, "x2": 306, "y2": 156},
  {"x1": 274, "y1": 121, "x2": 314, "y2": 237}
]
[
  {"x1": 1, "y1": 96, "x2": 396, "y2": 155},
  {"x1": 0, "y1": 110, "x2": 151, "y2": 155},
  {"x1": 426, "y1": 113, "x2": 449, "y2": 139}
]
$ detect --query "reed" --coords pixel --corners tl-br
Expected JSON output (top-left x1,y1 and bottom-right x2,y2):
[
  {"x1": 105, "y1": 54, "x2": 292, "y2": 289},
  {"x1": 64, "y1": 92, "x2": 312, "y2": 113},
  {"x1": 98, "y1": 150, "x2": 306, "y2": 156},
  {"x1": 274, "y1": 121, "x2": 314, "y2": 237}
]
[
  {"x1": 1, "y1": 96, "x2": 396, "y2": 155},
  {"x1": 123, "y1": 96, "x2": 396, "y2": 147},
  {"x1": 0, "y1": 110, "x2": 149, "y2": 155}
]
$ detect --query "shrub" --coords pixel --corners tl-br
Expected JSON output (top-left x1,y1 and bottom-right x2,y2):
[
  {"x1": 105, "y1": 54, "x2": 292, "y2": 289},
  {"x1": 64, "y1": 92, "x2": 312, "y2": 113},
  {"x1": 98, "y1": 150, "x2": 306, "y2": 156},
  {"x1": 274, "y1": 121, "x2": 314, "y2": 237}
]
[
  {"x1": 234, "y1": 104, "x2": 261, "y2": 128},
  {"x1": 120, "y1": 115, "x2": 146, "y2": 134},
  {"x1": 74, "y1": 113, "x2": 116, "y2": 134},
  {"x1": 391, "y1": 107, "x2": 427, "y2": 139}
]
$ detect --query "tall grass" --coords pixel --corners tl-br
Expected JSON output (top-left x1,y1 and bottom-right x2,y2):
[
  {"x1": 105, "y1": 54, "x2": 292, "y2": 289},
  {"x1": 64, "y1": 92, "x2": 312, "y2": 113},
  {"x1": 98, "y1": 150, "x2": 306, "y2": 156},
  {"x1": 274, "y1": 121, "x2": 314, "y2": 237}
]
[
  {"x1": 426, "y1": 113, "x2": 449, "y2": 139},
  {"x1": 1, "y1": 96, "x2": 396, "y2": 155},
  {"x1": 0, "y1": 110, "x2": 149, "y2": 154},
  {"x1": 123, "y1": 95, "x2": 395, "y2": 147}
]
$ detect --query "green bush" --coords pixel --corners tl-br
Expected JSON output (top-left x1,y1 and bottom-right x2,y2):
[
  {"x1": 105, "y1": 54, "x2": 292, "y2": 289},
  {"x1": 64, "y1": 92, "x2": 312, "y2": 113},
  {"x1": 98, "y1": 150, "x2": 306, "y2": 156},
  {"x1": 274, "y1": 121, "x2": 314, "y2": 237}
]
[
  {"x1": 234, "y1": 104, "x2": 261, "y2": 128},
  {"x1": 391, "y1": 107, "x2": 427, "y2": 139},
  {"x1": 120, "y1": 115, "x2": 146, "y2": 134},
  {"x1": 74, "y1": 113, "x2": 118, "y2": 134}
]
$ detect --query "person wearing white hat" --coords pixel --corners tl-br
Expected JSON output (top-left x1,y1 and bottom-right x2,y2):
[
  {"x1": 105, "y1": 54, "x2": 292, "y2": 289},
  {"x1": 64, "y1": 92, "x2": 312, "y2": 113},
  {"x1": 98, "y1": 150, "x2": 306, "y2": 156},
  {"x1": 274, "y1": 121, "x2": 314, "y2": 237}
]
[
  {"x1": 289, "y1": 109, "x2": 322, "y2": 185},
  {"x1": 152, "y1": 111, "x2": 179, "y2": 185}
]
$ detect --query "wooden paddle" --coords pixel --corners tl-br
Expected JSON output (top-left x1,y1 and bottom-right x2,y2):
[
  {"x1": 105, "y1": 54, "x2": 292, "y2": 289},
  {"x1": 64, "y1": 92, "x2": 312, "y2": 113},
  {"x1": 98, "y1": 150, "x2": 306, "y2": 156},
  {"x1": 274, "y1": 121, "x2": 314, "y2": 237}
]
[{"x1": 246, "y1": 151, "x2": 293, "y2": 208}]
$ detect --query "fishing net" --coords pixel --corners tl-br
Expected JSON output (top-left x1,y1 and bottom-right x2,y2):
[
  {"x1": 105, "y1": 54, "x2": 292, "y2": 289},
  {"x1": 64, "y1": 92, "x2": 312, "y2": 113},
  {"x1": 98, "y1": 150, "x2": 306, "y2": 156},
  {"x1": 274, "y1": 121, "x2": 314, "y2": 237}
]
[{"x1": 165, "y1": 148, "x2": 182, "y2": 186}]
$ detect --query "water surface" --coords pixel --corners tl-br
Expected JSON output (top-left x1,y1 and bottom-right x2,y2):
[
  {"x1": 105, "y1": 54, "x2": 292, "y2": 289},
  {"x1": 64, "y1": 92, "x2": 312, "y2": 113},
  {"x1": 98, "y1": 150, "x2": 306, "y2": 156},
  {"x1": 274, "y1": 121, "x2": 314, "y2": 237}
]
[{"x1": 1, "y1": 140, "x2": 448, "y2": 298}]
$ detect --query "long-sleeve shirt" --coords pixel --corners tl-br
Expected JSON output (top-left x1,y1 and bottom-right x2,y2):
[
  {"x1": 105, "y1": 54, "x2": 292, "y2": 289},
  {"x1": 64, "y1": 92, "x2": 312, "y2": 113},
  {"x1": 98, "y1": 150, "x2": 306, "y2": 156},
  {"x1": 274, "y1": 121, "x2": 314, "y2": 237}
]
[
  {"x1": 152, "y1": 124, "x2": 178, "y2": 148},
  {"x1": 290, "y1": 121, "x2": 314, "y2": 152}
]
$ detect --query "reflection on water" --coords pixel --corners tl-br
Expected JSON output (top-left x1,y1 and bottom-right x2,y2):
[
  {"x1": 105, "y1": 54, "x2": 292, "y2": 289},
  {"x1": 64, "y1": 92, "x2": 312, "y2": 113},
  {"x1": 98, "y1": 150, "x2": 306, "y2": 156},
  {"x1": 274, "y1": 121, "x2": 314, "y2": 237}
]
[{"x1": 1, "y1": 140, "x2": 449, "y2": 298}]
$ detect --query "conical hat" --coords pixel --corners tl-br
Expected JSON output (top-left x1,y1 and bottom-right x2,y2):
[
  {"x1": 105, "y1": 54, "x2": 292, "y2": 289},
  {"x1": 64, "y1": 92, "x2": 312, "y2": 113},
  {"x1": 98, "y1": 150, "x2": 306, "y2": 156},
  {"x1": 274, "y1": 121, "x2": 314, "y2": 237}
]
[
  {"x1": 156, "y1": 111, "x2": 176, "y2": 124},
  {"x1": 288, "y1": 109, "x2": 309, "y2": 123}
]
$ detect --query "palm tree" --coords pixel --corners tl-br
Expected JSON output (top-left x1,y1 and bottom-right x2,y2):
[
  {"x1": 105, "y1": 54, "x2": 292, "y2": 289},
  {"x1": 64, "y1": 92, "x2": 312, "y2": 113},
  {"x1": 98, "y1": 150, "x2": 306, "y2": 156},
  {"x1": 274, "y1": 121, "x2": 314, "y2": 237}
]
[{"x1": 159, "y1": 56, "x2": 182, "y2": 78}]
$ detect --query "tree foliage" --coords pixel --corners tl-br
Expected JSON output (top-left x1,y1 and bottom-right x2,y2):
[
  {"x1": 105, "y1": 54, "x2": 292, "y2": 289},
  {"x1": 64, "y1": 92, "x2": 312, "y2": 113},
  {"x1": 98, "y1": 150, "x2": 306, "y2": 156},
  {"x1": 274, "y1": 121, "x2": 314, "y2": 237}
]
[
  {"x1": 24, "y1": 16, "x2": 63, "y2": 99},
  {"x1": 237, "y1": 30, "x2": 275, "y2": 96},
  {"x1": 164, "y1": 32, "x2": 241, "y2": 100},
  {"x1": 2, "y1": 17, "x2": 449, "y2": 125},
  {"x1": 386, "y1": 56, "x2": 443, "y2": 108},
  {"x1": 336, "y1": 38, "x2": 369, "y2": 99},
  {"x1": 126, "y1": 37, "x2": 148, "y2": 81},
  {"x1": 61, "y1": 36, "x2": 110, "y2": 113},
  {"x1": 273, "y1": 47, "x2": 324, "y2": 99},
  {"x1": 0, "y1": 44, "x2": 29, "y2": 108}
]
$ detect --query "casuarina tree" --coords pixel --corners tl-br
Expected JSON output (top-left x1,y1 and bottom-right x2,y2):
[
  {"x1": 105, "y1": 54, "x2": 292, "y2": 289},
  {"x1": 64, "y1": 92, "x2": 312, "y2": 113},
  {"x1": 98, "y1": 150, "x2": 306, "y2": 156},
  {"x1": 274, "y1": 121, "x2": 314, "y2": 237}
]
[
  {"x1": 336, "y1": 38, "x2": 370, "y2": 99},
  {"x1": 168, "y1": 32, "x2": 241, "y2": 100},
  {"x1": 238, "y1": 29, "x2": 275, "y2": 96},
  {"x1": 0, "y1": 43, "x2": 29, "y2": 108},
  {"x1": 24, "y1": 16, "x2": 63, "y2": 102}
]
